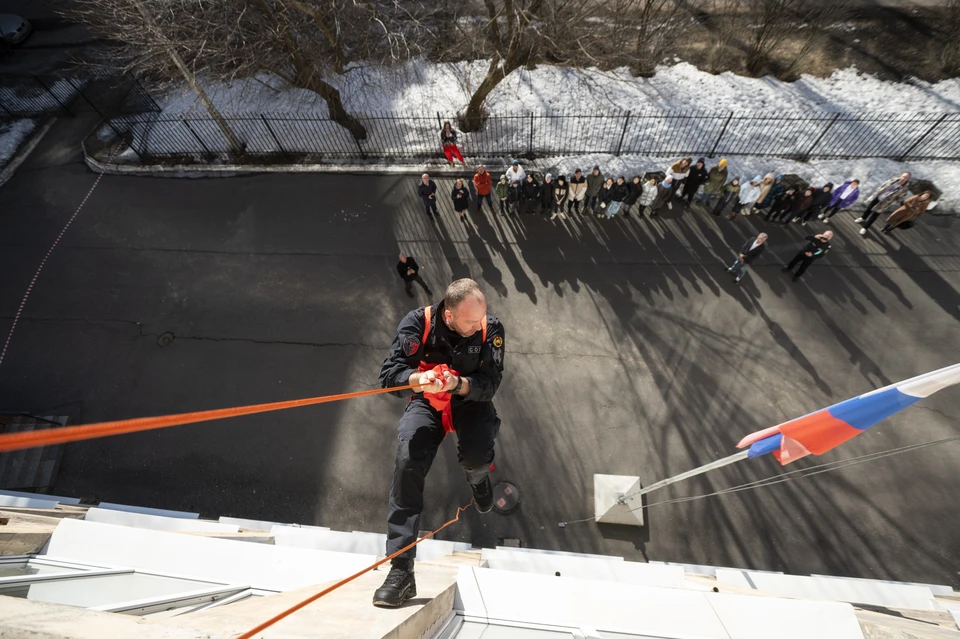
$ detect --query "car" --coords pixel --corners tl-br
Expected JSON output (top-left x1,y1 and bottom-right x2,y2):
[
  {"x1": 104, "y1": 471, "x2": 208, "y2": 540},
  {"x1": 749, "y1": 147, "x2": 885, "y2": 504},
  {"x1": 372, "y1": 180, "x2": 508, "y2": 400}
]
[{"x1": 0, "y1": 14, "x2": 32, "y2": 45}]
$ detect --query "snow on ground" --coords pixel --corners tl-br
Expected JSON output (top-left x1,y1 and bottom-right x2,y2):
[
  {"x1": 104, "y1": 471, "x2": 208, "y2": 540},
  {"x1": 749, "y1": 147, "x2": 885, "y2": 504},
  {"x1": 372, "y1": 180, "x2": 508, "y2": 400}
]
[
  {"x1": 156, "y1": 61, "x2": 960, "y2": 116},
  {"x1": 0, "y1": 119, "x2": 36, "y2": 169}
]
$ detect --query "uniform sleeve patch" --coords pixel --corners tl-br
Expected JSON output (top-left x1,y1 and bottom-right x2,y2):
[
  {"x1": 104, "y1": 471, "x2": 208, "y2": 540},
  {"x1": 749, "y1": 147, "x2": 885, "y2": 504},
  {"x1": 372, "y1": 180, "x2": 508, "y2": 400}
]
[
  {"x1": 492, "y1": 335, "x2": 503, "y2": 349},
  {"x1": 402, "y1": 336, "x2": 420, "y2": 357}
]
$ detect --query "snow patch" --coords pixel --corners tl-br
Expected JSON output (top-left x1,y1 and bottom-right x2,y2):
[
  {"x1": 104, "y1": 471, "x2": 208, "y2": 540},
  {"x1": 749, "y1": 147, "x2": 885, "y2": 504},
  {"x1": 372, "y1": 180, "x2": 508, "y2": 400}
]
[{"x1": 0, "y1": 119, "x2": 37, "y2": 169}]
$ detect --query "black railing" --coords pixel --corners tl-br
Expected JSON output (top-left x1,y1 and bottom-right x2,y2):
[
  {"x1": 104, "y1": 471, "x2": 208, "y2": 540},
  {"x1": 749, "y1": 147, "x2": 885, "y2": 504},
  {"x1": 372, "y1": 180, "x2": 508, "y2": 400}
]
[
  {"x1": 99, "y1": 108, "x2": 960, "y2": 163},
  {"x1": 0, "y1": 73, "x2": 160, "y2": 118}
]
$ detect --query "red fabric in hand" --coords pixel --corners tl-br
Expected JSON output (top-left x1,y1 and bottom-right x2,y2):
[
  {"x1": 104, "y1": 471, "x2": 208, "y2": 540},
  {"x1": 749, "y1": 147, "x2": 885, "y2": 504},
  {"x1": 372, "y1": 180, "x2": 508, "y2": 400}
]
[{"x1": 417, "y1": 362, "x2": 459, "y2": 434}]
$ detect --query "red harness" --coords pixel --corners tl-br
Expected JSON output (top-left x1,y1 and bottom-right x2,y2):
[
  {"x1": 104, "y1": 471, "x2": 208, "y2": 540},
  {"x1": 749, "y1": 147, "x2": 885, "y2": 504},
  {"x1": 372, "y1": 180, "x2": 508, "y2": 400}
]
[{"x1": 416, "y1": 305, "x2": 487, "y2": 435}]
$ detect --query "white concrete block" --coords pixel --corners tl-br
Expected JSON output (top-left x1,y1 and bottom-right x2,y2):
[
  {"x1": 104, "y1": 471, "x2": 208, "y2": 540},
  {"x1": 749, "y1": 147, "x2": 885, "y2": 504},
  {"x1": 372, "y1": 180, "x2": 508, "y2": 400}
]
[
  {"x1": 811, "y1": 574, "x2": 956, "y2": 597},
  {"x1": 494, "y1": 546, "x2": 619, "y2": 561},
  {"x1": 717, "y1": 569, "x2": 937, "y2": 610},
  {"x1": 97, "y1": 502, "x2": 199, "y2": 519},
  {"x1": 481, "y1": 549, "x2": 685, "y2": 588},
  {"x1": 0, "y1": 494, "x2": 59, "y2": 509},
  {"x1": 593, "y1": 474, "x2": 644, "y2": 526},
  {"x1": 218, "y1": 516, "x2": 298, "y2": 532},
  {"x1": 271, "y1": 526, "x2": 461, "y2": 561},
  {"x1": 0, "y1": 490, "x2": 81, "y2": 505},
  {"x1": 84, "y1": 508, "x2": 240, "y2": 533},
  {"x1": 710, "y1": 590, "x2": 865, "y2": 639},
  {"x1": 44, "y1": 519, "x2": 376, "y2": 592}
]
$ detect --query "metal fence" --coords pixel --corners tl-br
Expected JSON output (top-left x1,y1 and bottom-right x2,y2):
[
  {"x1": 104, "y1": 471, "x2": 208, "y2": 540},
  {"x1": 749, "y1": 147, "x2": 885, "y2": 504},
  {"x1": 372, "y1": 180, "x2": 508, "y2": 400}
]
[
  {"x1": 101, "y1": 108, "x2": 960, "y2": 163},
  {"x1": 0, "y1": 73, "x2": 160, "y2": 118}
]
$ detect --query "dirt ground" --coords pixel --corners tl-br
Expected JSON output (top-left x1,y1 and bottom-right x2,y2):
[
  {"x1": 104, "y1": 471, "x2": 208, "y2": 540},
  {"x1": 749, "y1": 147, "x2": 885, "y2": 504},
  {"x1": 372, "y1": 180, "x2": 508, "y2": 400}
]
[{"x1": 676, "y1": 4, "x2": 959, "y2": 82}]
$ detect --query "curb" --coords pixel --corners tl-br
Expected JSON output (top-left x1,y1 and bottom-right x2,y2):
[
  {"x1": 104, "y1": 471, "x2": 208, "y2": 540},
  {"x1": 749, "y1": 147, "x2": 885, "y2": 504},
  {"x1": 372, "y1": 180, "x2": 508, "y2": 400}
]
[
  {"x1": 0, "y1": 116, "x2": 57, "y2": 189},
  {"x1": 81, "y1": 147, "x2": 528, "y2": 179}
]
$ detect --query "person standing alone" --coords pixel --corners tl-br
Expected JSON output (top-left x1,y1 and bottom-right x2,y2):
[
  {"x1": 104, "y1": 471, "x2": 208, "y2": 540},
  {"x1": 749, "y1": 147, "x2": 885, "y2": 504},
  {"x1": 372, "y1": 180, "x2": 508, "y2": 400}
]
[
  {"x1": 374, "y1": 279, "x2": 505, "y2": 607},
  {"x1": 418, "y1": 174, "x2": 438, "y2": 218},
  {"x1": 727, "y1": 233, "x2": 767, "y2": 284},
  {"x1": 397, "y1": 253, "x2": 433, "y2": 298},
  {"x1": 782, "y1": 231, "x2": 833, "y2": 281}
]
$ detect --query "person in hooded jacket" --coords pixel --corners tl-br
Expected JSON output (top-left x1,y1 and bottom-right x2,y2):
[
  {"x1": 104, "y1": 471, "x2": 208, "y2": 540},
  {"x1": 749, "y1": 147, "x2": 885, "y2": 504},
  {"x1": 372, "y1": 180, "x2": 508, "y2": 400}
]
[
  {"x1": 520, "y1": 174, "x2": 541, "y2": 215},
  {"x1": 508, "y1": 179, "x2": 522, "y2": 215},
  {"x1": 754, "y1": 174, "x2": 785, "y2": 216},
  {"x1": 638, "y1": 177, "x2": 658, "y2": 216},
  {"x1": 819, "y1": 179, "x2": 859, "y2": 223},
  {"x1": 712, "y1": 177, "x2": 740, "y2": 217},
  {"x1": 451, "y1": 178, "x2": 470, "y2": 222},
  {"x1": 728, "y1": 175, "x2": 762, "y2": 220},
  {"x1": 551, "y1": 175, "x2": 569, "y2": 220},
  {"x1": 650, "y1": 176, "x2": 675, "y2": 217},
  {"x1": 586, "y1": 166, "x2": 605, "y2": 213},
  {"x1": 595, "y1": 178, "x2": 615, "y2": 218},
  {"x1": 699, "y1": 158, "x2": 728, "y2": 205},
  {"x1": 495, "y1": 174, "x2": 511, "y2": 216},
  {"x1": 746, "y1": 173, "x2": 776, "y2": 215},
  {"x1": 622, "y1": 176, "x2": 643, "y2": 217},
  {"x1": 568, "y1": 168, "x2": 587, "y2": 214},
  {"x1": 786, "y1": 187, "x2": 815, "y2": 224},
  {"x1": 683, "y1": 158, "x2": 710, "y2": 204},
  {"x1": 539, "y1": 174, "x2": 555, "y2": 215},
  {"x1": 767, "y1": 186, "x2": 796, "y2": 223},
  {"x1": 801, "y1": 183, "x2": 833, "y2": 225},
  {"x1": 606, "y1": 176, "x2": 629, "y2": 218},
  {"x1": 666, "y1": 157, "x2": 692, "y2": 194}
]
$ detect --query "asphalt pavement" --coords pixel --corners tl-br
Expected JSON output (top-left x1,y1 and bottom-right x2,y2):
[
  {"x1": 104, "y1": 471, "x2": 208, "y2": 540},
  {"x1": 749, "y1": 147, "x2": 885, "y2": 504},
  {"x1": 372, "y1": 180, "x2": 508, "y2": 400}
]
[{"x1": 2, "y1": 121, "x2": 959, "y2": 587}]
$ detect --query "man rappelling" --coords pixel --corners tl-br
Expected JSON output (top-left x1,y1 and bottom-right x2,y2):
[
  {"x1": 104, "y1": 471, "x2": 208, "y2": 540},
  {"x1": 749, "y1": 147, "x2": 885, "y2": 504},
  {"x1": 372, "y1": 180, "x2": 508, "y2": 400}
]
[{"x1": 373, "y1": 278, "x2": 505, "y2": 607}]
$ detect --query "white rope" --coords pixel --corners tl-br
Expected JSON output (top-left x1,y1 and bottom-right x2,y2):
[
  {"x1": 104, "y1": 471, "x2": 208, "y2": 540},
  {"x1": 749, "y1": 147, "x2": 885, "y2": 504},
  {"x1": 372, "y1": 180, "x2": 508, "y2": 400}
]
[{"x1": 558, "y1": 435, "x2": 960, "y2": 527}]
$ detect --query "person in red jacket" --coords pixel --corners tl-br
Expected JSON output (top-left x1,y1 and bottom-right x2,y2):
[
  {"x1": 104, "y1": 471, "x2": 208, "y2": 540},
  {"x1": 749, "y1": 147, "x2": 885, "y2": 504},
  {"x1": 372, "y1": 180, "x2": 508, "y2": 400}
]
[{"x1": 473, "y1": 165, "x2": 493, "y2": 214}]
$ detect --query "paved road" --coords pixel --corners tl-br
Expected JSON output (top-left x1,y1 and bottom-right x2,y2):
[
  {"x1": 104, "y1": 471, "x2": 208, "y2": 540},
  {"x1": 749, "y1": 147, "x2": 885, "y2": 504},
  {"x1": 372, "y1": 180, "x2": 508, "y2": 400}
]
[{"x1": 2, "y1": 120, "x2": 959, "y2": 587}]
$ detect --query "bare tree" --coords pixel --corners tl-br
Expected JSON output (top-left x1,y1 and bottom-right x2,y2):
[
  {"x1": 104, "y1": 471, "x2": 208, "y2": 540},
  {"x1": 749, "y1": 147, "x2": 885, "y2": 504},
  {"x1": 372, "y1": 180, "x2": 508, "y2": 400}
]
[
  {"x1": 455, "y1": 0, "x2": 606, "y2": 131},
  {"x1": 781, "y1": 0, "x2": 854, "y2": 79},
  {"x1": 705, "y1": 0, "x2": 744, "y2": 74},
  {"x1": 942, "y1": 0, "x2": 960, "y2": 76},
  {"x1": 62, "y1": 0, "x2": 431, "y2": 140},
  {"x1": 742, "y1": 0, "x2": 802, "y2": 75}
]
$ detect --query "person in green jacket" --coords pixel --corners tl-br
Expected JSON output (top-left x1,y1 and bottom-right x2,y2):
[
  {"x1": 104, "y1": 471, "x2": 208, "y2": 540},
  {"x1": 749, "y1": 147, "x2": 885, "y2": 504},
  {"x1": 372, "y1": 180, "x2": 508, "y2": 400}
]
[
  {"x1": 495, "y1": 174, "x2": 511, "y2": 215},
  {"x1": 585, "y1": 165, "x2": 605, "y2": 213},
  {"x1": 698, "y1": 158, "x2": 728, "y2": 206}
]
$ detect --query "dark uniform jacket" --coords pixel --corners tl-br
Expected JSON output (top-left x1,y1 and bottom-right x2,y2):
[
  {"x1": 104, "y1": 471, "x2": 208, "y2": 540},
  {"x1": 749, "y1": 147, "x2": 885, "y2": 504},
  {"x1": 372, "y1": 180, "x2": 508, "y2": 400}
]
[
  {"x1": 418, "y1": 180, "x2": 437, "y2": 200},
  {"x1": 379, "y1": 302, "x2": 505, "y2": 403},
  {"x1": 521, "y1": 179, "x2": 541, "y2": 201},
  {"x1": 397, "y1": 258, "x2": 420, "y2": 282},
  {"x1": 800, "y1": 235, "x2": 831, "y2": 259}
]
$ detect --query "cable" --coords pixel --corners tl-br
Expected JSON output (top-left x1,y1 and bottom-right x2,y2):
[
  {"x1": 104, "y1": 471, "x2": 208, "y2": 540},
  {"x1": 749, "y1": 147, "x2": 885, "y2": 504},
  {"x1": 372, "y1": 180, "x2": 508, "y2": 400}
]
[
  {"x1": 0, "y1": 383, "x2": 419, "y2": 454},
  {"x1": 235, "y1": 499, "x2": 474, "y2": 639},
  {"x1": 559, "y1": 435, "x2": 960, "y2": 527}
]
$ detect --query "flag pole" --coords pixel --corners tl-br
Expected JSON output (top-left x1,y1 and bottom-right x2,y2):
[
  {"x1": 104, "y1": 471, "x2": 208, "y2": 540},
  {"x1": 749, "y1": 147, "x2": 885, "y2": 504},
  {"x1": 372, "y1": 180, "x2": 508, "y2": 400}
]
[{"x1": 620, "y1": 450, "x2": 750, "y2": 503}]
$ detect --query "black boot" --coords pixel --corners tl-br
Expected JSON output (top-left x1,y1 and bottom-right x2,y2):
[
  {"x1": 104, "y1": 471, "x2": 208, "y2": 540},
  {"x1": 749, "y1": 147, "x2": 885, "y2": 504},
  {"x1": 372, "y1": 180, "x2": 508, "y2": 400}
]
[
  {"x1": 471, "y1": 475, "x2": 494, "y2": 513},
  {"x1": 372, "y1": 558, "x2": 416, "y2": 607}
]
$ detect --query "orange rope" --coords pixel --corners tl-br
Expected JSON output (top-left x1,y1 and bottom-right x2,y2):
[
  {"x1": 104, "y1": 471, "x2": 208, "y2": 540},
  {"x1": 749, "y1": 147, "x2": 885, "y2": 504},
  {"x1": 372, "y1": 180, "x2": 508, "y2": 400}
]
[
  {"x1": 0, "y1": 383, "x2": 419, "y2": 454},
  {"x1": 235, "y1": 499, "x2": 474, "y2": 639}
]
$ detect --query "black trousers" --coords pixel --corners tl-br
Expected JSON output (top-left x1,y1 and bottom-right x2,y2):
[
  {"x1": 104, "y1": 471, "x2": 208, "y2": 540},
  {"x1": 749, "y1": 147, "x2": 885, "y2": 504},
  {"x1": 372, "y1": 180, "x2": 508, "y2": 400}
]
[
  {"x1": 422, "y1": 198, "x2": 438, "y2": 217},
  {"x1": 386, "y1": 398, "x2": 500, "y2": 559},
  {"x1": 475, "y1": 192, "x2": 492, "y2": 212},
  {"x1": 786, "y1": 251, "x2": 816, "y2": 278},
  {"x1": 404, "y1": 274, "x2": 431, "y2": 296},
  {"x1": 861, "y1": 199, "x2": 883, "y2": 229}
]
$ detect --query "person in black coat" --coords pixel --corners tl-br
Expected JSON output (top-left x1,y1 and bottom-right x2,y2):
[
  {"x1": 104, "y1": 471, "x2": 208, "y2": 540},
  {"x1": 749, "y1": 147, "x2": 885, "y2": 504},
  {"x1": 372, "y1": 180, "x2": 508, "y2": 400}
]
[
  {"x1": 418, "y1": 173, "x2": 438, "y2": 218},
  {"x1": 520, "y1": 174, "x2": 541, "y2": 215},
  {"x1": 622, "y1": 176, "x2": 642, "y2": 217},
  {"x1": 782, "y1": 231, "x2": 833, "y2": 281},
  {"x1": 802, "y1": 183, "x2": 833, "y2": 225},
  {"x1": 726, "y1": 233, "x2": 767, "y2": 283},
  {"x1": 766, "y1": 186, "x2": 796, "y2": 222},
  {"x1": 397, "y1": 253, "x2": 433, "y2": 297},
  {"x1": 682, "y1": 158, "x2": 709, "y2": 204},
  {"x1": 451, "y1": 178, "x2": 470, "y2": 222},
  {"x1": 539, "y1": 174, "x2": 555, "y2": 215}
]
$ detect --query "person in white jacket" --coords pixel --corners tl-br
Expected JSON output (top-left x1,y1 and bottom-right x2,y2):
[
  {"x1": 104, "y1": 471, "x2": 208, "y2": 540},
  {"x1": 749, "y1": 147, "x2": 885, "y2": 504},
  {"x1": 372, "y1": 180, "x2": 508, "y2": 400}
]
[
  {"x1": 728, "y1": 175, "x2": 762, "y2": 220},
  {"x1": 505, "y1": 160, "x2": 526, "y2": 185},
  {"x1": 638, "y1": 177, "x2": 658, "y2": 217}
]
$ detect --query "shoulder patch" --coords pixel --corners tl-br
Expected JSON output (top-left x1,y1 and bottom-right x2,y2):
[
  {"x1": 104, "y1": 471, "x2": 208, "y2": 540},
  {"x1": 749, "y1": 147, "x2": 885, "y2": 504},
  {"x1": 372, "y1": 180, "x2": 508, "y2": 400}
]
[
  {"x1": 492, "y1": 335, "x2": 503, "y2": 349},
  {"x1": 402, "y1": 336, "x2": 420, "y2": 357}
]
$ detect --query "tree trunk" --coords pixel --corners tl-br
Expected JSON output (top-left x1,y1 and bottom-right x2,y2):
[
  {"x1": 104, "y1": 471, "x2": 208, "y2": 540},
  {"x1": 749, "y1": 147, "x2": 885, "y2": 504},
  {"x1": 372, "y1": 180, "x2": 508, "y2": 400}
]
[
  {"x1": 461, "y1": 57, "x2": 516, "y2": 132},
  {"x1": 293, "y1": 73, "x2": 367, "y2": 141}
]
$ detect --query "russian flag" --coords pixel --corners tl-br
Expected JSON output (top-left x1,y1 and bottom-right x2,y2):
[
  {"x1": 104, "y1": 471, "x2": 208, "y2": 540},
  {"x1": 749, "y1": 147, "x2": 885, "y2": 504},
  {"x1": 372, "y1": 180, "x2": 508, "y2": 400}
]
[{"x1": 737, "y1": 363, "x2": 960, "y2": 465}]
